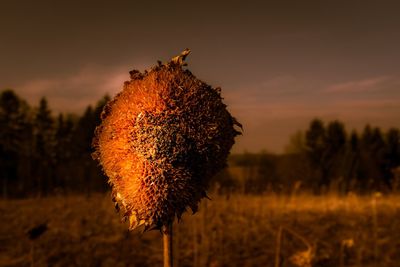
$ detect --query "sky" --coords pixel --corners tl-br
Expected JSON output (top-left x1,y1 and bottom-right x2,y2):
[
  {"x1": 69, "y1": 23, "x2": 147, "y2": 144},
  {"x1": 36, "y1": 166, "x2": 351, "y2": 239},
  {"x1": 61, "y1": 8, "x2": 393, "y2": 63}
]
[{"x1": 1, "y1": 0, "x2": 400, "y2": 153}]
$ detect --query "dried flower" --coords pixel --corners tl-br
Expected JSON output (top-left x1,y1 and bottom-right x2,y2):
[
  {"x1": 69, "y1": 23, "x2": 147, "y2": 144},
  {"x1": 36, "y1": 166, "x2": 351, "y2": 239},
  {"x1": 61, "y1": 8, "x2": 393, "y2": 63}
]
[{"x1": 92, "y1": 50, "x2": 241, "y2": 230}]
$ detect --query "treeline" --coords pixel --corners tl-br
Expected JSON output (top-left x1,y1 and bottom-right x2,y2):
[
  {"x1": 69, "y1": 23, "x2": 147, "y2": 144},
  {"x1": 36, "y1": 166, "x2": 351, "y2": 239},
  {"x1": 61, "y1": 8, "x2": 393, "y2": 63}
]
[
  {"x1": 1, "y1": 89, "x2": 400, "y2": 198},
  {"x1": 224, "y1": 120, "x2": 400, "y2": 194},
  {"x1": 0, "y1": 89, "x2": 109, "y2": 198}
]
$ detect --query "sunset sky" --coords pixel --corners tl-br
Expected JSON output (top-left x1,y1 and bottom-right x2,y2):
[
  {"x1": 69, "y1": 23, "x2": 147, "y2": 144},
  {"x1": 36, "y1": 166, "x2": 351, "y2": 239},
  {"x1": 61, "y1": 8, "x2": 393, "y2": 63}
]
[{"x1": 1, "y1": 0, "x2": 399, "y2": 153}]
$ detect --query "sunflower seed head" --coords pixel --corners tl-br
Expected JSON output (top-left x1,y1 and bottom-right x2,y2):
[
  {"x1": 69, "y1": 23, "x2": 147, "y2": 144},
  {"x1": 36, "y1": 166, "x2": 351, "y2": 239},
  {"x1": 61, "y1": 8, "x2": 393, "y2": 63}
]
[{"x1": 92, "y1": 50, "x2": 241, "y2": 230}]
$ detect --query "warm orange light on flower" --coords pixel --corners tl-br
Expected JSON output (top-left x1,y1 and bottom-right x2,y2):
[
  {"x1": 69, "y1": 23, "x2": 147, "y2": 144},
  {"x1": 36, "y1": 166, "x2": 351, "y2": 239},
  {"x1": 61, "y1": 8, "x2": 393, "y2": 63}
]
[{"x1": 92, "y1": 50, "x2": 241, "y2": 230}]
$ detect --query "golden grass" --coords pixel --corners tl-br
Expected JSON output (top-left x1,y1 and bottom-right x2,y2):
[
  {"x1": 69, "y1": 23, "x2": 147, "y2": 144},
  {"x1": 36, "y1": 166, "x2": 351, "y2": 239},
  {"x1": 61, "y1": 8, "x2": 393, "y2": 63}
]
[{"x1": 1, "y1": 192, "x2": 400, "y2": 267}]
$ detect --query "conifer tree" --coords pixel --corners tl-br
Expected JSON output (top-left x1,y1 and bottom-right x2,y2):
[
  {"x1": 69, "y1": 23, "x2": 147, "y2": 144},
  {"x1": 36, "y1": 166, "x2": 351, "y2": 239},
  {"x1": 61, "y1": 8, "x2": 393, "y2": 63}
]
[
  {"x1": 33, "y1": 97, "x2": 54, "y2": 196},
  {"x1": 305, "y1": 119, "x2": 327, "y2": 192},
  {"x1": 0, "y1": 90, "x2": 32, "y2": 197}
]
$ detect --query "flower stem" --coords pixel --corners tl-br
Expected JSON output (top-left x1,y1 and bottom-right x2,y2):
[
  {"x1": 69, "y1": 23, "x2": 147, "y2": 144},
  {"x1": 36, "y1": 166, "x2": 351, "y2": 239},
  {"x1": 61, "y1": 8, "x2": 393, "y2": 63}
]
[{"x1": 163, "y1": 222, "x2": 173, "y2": 267}]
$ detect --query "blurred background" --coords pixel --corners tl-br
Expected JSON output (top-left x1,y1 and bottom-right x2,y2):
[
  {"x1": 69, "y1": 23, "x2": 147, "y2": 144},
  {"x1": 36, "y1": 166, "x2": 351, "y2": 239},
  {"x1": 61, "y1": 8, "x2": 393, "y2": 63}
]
[{"x1": 1, "y1": 1, "x2": 400, "y2": 267}]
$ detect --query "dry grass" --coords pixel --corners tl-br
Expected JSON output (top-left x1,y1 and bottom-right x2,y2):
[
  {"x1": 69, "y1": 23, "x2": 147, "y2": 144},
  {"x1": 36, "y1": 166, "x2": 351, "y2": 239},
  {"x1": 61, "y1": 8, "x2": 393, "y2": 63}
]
[{"x1": 1, "y1": 192, "x2": 400, "y2": 267}]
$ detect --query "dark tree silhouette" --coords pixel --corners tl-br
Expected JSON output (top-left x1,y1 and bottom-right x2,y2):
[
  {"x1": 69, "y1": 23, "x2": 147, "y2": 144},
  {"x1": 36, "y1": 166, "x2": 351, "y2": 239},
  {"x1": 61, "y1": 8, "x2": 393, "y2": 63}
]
[
  {"x1": 342, "y1": 131, "x2": 361, "y2": 191},
  {"x1": 305, "y1": 119, "x2": 327, "y2": 192},
  {"x1": 0, "y1": 90, "x2": 32, "y2": 197},
  {"x1": 53, "y1": 113, "x2": 75, "y2": 191},
  {"x1": 33, "y1": 97, "x2": 55, "y2": 196},
  {"x1": 384, "y1": 128, "x2": 400, "y2": 187},
  {"x1": 324, "y1": 121, "x2": 347, "y2": 180},
  {"x1": 1, "y1": 89, "x2": 399, "y2": 197}
]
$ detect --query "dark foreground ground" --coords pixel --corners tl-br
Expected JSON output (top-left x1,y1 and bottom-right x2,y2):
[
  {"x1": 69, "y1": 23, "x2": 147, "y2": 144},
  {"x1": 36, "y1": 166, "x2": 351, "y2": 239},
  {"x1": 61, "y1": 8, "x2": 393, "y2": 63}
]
[{"x1": 1, "y1": 193, "x2": 400, "y2": 267}]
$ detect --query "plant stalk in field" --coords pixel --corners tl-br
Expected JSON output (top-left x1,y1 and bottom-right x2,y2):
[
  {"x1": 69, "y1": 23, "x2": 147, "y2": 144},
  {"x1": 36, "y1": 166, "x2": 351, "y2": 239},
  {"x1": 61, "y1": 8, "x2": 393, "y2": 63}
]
[{"x1": 163, "y1": 223, "x2": 173, "y2": 267}]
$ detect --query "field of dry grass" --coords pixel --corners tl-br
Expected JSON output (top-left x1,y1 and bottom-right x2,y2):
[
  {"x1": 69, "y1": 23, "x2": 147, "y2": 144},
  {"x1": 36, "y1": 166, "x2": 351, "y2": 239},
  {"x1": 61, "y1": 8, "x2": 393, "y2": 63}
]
[{"x1": 1, "y1": 192, "x2": 400, "y2": 267}]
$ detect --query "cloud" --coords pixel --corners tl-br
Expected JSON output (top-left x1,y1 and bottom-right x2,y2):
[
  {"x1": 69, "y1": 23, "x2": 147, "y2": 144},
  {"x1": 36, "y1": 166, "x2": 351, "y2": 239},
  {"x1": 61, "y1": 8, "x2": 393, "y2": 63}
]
[
  {"x1": 324, "y1": 76, "x2": 391, "y2": 93},
  {"x1": 16, "y1": 65, "x2": 133, "y2": 112}
]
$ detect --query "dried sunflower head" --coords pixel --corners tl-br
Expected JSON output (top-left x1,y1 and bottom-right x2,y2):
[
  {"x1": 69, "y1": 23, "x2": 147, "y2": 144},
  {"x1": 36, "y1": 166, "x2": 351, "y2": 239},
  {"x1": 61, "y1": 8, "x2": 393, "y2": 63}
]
[{"x1": 92, "y1": 49, "x2": 241, "y2": 231}]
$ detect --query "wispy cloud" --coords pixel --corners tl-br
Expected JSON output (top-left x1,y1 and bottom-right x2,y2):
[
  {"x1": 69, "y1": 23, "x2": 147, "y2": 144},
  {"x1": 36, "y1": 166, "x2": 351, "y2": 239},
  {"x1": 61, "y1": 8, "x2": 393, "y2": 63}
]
[
  {"x1": 16, "y1": 65, "x2": 134, "y2": 112},
  {"x1": 324, "y1": 76, "x2": 391, "y2": 93}
]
